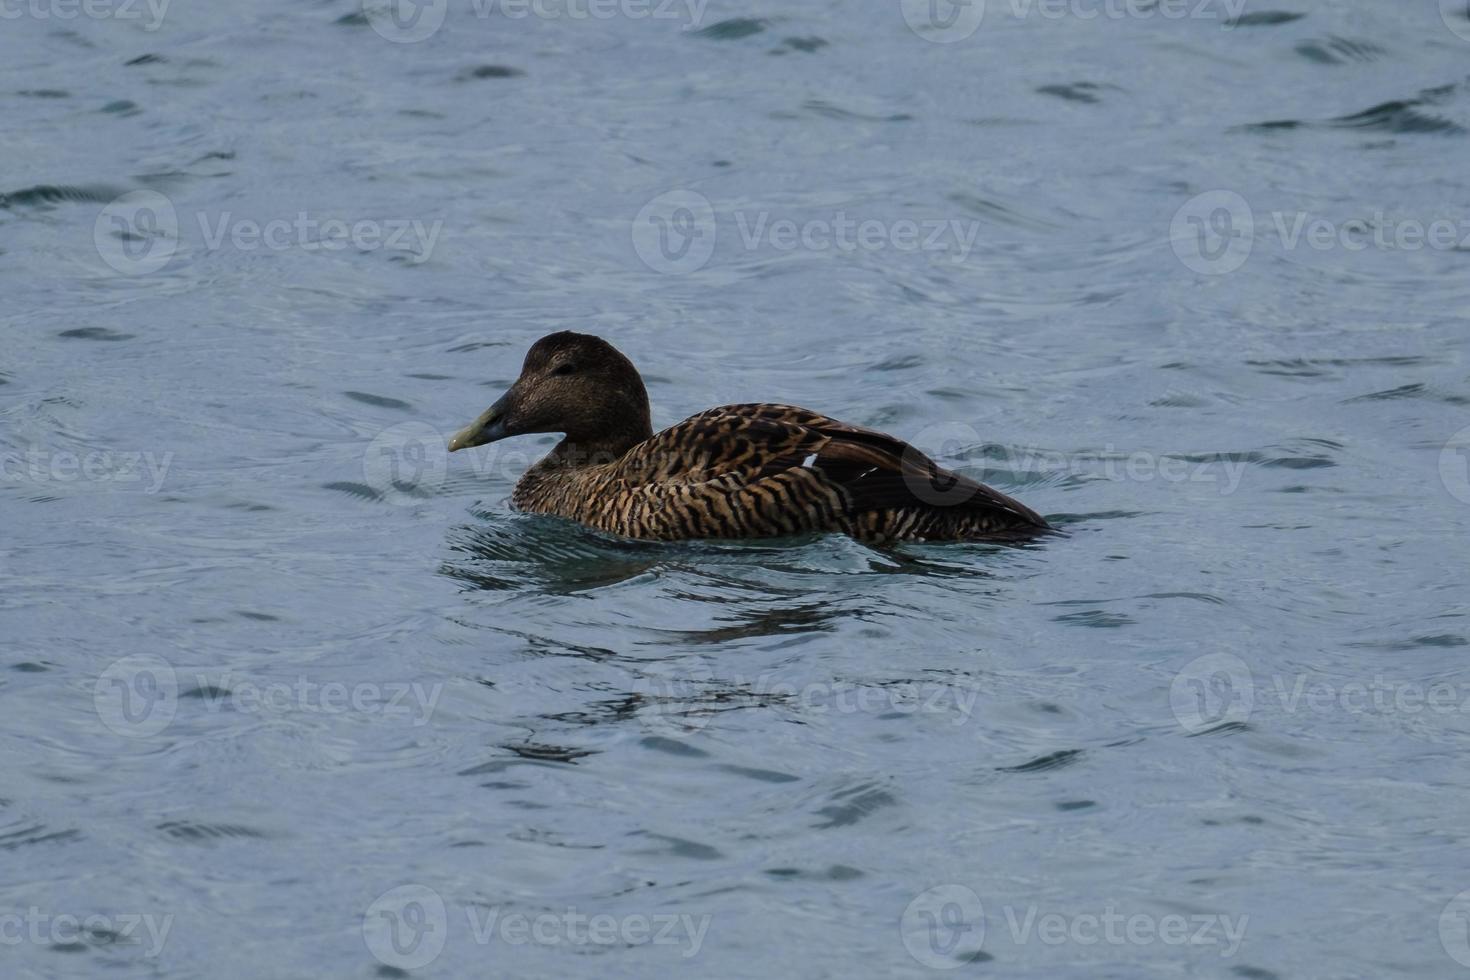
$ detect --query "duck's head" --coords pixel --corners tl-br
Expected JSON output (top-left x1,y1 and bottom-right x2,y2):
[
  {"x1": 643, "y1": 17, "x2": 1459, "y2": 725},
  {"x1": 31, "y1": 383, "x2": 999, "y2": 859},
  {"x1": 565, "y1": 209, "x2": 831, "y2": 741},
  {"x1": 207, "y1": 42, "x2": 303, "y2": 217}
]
[{"x1": 448, "y1": 331, "x2": 652, "y2": 453}]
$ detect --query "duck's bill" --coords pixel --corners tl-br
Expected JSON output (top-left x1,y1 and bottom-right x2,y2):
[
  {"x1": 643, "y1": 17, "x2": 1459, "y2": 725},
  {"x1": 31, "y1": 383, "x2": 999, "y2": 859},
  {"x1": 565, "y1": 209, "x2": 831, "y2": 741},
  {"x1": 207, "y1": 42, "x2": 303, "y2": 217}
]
[{"x1": 448, "y1": 397, "x2": 510, "y2": 452}]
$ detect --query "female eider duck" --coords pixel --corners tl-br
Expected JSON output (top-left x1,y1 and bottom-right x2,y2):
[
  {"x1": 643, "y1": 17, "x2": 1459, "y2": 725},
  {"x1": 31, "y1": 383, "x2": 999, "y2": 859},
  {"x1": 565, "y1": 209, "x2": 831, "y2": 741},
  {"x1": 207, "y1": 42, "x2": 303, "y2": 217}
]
[{"x1": 448, "y1": 332, "x2": 1050, "y2": 543}]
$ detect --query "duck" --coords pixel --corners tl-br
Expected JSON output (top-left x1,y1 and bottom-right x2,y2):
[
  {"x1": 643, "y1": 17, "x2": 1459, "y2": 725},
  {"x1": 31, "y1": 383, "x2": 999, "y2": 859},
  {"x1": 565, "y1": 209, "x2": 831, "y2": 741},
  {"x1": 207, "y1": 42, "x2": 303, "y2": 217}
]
[{"x1": 447, "y1": 332, "x2": 1050, "y2": 543}]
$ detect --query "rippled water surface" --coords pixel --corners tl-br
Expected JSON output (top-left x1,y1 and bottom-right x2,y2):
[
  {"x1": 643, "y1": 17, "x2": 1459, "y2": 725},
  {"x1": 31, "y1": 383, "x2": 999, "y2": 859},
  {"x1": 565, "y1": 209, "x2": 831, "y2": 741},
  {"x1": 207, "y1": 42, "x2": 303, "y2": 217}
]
[{"x1": 4, "y1": 2, "x2": 1470, "y2": 977}]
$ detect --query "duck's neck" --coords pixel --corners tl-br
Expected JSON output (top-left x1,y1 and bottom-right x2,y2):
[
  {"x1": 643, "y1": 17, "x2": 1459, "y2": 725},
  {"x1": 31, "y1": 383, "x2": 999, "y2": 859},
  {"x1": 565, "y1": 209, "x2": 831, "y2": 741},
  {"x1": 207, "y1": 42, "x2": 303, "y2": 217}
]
[
  {"x1": 546, "y1": 421, "x2": 653, "y2": 469},
  {"x1": 513, "y1": 423, "x2": 654, "y2": 512}
]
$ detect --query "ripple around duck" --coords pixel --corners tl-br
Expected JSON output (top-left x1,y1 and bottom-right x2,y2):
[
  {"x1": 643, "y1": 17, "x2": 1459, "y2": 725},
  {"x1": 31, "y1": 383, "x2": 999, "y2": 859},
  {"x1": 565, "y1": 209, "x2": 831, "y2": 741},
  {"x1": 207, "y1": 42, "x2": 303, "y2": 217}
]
[
  {"x1": 997, "y1": 748, "x2": 1084, "y2": 773},
  {"x1": 1227, "y1": 11, "x2": 1305, "y2": 26},
  {"x1": 647, "y1": 601, "x2": 843, "y2": 646},
  {"x1": 441, "y1": 507, "x2": 1046, "y2": 595},
  {"x1": 1294, "y1": 36, "x2": 1386, "y2": 64},
  {"x1": 57, "y1": 327, "x2": 135, "y2": 341},
  {"x1": 442, "y1": 517, "x2": 668, "y2": 593},
  {"x1": 1328, "y1": 100, "x2": 1465, "y2": 135},
  {"x1": 342, "y1": 390, "x2": 413, "y2": 410},
  {"x1": 0, "y1": 183, "x2": 127, "y2": 208},
  {"x1": 156, "y1": 820, "x2": 277, "y2": 842},
  {"x1": 1035, "y1": 81, "x2": 1118, "y2": 105},
  {"x1": 692, "y1": 17, "x2": 768, "y2": 40},
  {"x1": 0, "y1": 821, "x2": 81, "y2": 850},
  {"x1": 1241, "y1": 90, "x2": 1467, "y2": 136},
  {"x1": 801, "y1": 99, "x2": 912, "y2": 123}
]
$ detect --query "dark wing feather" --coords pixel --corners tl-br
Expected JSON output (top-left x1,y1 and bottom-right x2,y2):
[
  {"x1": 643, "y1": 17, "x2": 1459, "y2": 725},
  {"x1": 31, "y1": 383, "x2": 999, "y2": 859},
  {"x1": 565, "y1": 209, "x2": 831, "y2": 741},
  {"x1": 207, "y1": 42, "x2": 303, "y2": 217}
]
[
  {"x1": 618, "y1": 409, "x2": 817, "y2": 484},
  {"x1": 667, "y1": 404, "x2": 1049, "y2": 530}
]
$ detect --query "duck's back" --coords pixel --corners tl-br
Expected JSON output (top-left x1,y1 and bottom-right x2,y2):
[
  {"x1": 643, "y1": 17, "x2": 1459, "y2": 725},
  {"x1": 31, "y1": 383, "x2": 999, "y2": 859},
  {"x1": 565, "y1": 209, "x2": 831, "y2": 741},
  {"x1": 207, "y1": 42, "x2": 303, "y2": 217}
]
[{"x1": 514, "y1": 403, "x2": 1049, "y2": 543}]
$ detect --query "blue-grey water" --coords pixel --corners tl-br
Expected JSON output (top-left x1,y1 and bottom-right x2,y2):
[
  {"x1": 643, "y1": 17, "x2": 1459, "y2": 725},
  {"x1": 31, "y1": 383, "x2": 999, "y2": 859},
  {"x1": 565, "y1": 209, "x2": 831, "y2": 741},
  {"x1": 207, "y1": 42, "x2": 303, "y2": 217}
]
[{"x1": 4, "y1": 2, "x2": 1470, "y2": 977}]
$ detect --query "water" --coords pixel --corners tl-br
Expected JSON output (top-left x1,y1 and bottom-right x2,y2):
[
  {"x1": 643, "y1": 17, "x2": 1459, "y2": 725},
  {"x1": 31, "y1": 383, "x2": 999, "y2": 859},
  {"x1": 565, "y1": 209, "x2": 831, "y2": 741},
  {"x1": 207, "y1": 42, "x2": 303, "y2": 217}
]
[{"x1": 3, "y1": 1, "x2": 1470, "y2": 976}]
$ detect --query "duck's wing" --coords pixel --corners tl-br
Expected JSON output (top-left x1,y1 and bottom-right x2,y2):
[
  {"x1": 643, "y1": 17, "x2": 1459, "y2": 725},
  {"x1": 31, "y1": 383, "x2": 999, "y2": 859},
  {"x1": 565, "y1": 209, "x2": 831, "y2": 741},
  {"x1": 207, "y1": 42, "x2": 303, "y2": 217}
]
[{"x1": 625, "y1": 403, "x2": 1048, "y2": 530}]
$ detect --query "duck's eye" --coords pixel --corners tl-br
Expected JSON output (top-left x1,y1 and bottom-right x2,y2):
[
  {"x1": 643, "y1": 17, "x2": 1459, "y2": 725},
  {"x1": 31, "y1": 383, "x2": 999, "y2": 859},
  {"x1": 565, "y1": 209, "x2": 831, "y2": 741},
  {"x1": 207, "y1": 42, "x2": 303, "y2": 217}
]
[{"x1": 551, "y1": 363, "x2": 577, "y2": 377}]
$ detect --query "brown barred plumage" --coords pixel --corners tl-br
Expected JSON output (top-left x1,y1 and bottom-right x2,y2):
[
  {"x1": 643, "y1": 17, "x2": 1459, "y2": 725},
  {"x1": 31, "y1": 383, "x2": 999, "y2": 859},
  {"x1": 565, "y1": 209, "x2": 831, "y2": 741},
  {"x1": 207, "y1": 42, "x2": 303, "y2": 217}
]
[{"x1": 448, "y1": 333, "x2": 1050, "y2": 544}]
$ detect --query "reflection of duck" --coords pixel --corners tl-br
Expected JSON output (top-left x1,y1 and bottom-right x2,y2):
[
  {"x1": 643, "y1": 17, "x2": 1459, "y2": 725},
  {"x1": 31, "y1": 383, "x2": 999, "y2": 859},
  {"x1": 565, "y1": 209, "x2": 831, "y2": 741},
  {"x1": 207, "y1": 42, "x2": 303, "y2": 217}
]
[{"x1": 448, "y1": 332, "x2": 1050, "y2": 543}]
